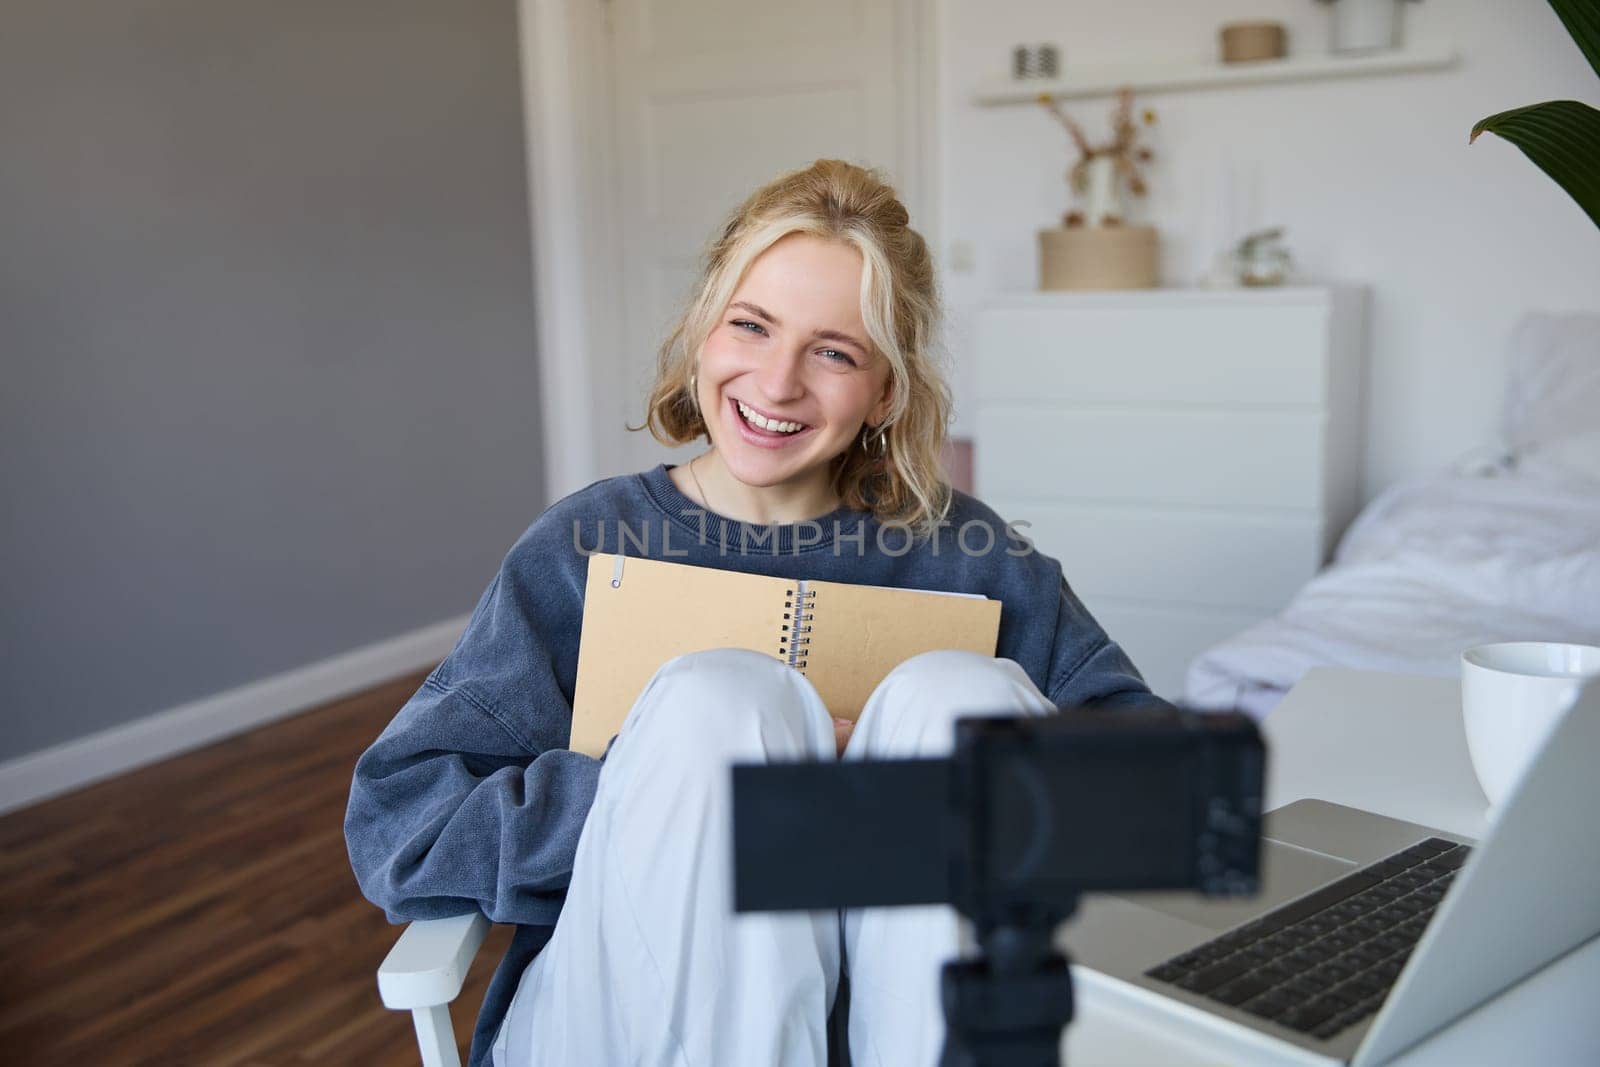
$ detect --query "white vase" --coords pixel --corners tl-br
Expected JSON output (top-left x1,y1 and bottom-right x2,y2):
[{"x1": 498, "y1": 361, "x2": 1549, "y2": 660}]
[{"x1": 1331, "y1": 0, "x2": 1400, "y2": 53}]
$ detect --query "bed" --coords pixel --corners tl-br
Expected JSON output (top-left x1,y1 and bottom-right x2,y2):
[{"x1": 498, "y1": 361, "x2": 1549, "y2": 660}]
[{"x1": 1184, "y1": 311, "x2": 1600, "y2": 720}]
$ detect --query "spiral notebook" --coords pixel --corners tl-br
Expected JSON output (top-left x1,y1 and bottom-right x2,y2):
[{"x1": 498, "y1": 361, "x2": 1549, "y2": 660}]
[{"x1": 567, "y1": 552, "x2": 1003, "y2": 757}]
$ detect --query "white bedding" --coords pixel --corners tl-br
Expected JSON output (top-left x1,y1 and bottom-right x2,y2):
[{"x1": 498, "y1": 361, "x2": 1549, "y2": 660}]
[{"x1": 1184, "y1": 468, "x2": 1600, "y2": 719}]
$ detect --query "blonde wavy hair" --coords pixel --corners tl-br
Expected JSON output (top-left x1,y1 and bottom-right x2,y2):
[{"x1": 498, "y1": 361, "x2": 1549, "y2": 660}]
[{"x1": 631, "y1": 158, "x2": 955, "y2": 543}]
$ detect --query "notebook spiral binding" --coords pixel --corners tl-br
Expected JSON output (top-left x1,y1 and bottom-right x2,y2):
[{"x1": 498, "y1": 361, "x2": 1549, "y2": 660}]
[{"x1": 780, "y1": 582, "x2": 816, "y2": 670}]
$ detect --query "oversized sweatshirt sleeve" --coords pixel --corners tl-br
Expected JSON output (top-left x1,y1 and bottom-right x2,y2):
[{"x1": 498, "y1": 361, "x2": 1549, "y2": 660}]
[
  {"x1": 1044, "y1": 573, "x2": 1168, "y2": 711},
  {"x1": 343, "y1": 520, "x2": 602, "y2": 927}
]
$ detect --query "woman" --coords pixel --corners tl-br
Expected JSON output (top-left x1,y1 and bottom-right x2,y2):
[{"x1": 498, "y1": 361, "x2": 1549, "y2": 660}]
[{"x1": 344, "y1": 159, "x2": 1155, "y2": 1067}]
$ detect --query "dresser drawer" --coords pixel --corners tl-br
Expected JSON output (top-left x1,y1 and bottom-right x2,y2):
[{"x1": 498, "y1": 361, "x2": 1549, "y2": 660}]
[
  {"x1": 990, "y1": 499, "x2": 1322, "y2": 612},
  {"x1": 976, "y1": 302, "x2": 1332, "y2": 406},
  {"x1": 1076, "y1": 597, "x2": 1265, "y2": 701},
  {"x1": 976, "y1": 408, "x2": 1327, "y2": 510}
]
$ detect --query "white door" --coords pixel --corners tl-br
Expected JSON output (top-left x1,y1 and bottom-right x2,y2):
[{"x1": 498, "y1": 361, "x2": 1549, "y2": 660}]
[{"x1": 599, "y1": 0, "x2": 929, "y2": 477}]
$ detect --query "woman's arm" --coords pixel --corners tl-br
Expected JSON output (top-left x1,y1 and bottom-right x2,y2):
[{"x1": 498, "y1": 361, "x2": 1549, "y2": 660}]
[
  {"x1": 343, "y1": 535, "x2": 601, "y2": 928},
  {"x1": 1044, "y1": 574, "x2": 1168, "y2": 711},
  {"x1": 343, "y1": 674, "x2": 601, "y2": 927}
]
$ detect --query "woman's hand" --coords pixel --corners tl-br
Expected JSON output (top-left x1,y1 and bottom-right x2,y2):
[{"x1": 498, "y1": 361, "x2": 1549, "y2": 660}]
[{"x1": 833, "y1": 716, "x2": 855, "y2": 757}]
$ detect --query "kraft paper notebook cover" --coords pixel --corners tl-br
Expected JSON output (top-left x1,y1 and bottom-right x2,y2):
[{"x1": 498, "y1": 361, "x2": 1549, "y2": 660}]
[{"x1": 568, "y1": 552, "x2": 1003, "y2": 757}]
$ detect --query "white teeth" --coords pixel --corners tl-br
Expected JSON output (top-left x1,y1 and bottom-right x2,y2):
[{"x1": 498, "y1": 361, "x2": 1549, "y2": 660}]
[{"x1": 737, "y1": 400, "x2": 805, "y2": 434}]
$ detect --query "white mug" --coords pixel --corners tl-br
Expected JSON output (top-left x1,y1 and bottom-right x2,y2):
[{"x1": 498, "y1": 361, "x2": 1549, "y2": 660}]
[{"x1": 1460, "y1": 642, "x2": 1600, "y2": 811}]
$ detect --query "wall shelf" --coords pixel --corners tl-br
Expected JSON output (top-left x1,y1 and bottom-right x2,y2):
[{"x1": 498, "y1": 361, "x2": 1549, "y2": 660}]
[{"x1": 973, "y1": 45, "x2": 1457, "y2": 105}]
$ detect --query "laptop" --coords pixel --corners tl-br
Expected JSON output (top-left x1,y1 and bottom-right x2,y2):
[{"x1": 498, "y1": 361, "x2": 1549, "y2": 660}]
[{"x1": 1056, "y1": 678, "x2": 1600, "y2": 1065}]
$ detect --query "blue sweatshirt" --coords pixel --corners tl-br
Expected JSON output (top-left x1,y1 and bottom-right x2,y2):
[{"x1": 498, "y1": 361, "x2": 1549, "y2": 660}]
[{"x1": 343, "y1": 462, "x2": 1154, "y2": 1065}]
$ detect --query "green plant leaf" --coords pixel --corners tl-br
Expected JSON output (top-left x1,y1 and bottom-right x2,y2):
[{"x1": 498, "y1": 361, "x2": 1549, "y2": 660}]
[
  {"x1": 1548, "y1": 0, "x2": 1600, "y2": 81},
  {"x1": 1471, "y1": 100, "x2": 1600, "y2": 229}
]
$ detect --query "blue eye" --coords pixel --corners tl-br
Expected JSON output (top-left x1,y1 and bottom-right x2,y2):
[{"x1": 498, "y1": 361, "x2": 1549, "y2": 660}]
[{"x1": 730, "y1": 320, "x2": 856, "y2": 366}]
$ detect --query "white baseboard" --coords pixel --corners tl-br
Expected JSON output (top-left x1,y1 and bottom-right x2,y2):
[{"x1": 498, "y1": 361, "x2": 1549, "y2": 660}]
[{"x1": 0, "y1": 615, "x2": 471, "y2": 817}]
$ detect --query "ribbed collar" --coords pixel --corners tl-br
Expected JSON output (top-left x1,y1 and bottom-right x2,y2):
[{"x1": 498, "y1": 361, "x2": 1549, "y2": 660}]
[{"x1": 637, "y1": 462, "x2": 874, "y2": 555}]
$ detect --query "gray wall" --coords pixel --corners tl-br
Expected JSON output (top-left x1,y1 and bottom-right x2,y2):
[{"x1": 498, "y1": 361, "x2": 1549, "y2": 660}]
[{"x1": 1, "y1": 1, "x2": 544, "y2": 761}]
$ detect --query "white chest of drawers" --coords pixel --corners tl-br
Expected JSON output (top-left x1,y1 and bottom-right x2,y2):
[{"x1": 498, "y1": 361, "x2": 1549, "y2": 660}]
[{"x1": 973, "y1": 286, "x2": 1367, "y2": 699}]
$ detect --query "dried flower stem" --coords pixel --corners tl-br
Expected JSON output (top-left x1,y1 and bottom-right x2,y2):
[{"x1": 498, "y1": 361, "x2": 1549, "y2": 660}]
[{"x1": 1037, "y1": 86, "x2": 1157, "y2": 210}]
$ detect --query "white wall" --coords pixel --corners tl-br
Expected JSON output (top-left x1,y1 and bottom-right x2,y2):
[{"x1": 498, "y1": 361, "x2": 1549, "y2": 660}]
[
  {"x1": 937, "y1": 0, "x2": 1600, "y2": 501},
  {"x1": 1, "y1": 0, "x2": 540, "y2": 763}
]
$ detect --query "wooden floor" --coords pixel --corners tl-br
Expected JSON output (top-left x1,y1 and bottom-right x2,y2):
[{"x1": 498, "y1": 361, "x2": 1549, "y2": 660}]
[{"x1": 0, "y1": 669, "x2": 515, "y2": 1065}]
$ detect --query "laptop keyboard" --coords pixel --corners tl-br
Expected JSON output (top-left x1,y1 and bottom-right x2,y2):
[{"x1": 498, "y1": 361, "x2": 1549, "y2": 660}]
[{"x1": 1145, "y1": 837, "x2": 1472, "y2": 1042}]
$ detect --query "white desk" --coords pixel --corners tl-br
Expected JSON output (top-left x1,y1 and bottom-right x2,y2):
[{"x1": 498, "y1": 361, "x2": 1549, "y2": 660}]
[{"x1": 1060, "y1": 668, "x2": 1600, "y2": 1066}]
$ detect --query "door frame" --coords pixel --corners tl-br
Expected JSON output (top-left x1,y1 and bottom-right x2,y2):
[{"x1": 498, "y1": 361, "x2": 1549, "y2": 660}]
[{"x1": 517, "y1": 0, "x2": 941, "y2": 501}]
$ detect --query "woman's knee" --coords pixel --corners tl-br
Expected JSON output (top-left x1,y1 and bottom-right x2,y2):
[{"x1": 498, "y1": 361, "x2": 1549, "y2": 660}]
[
  {"x1": 852, "y1": 651, "x2": 1054, "y2": 759},
  {"x1": 880, "y1": 650, "x2": 1044, "y2": 709},
  {"x1": 618, "y1": 647, "x2": 828, "y2": 763}
]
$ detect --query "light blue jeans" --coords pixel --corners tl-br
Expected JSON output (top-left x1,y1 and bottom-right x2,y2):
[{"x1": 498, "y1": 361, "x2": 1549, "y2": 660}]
[{"x1": 493, "y1": 647, "x2": 1056, "y2": 1067}]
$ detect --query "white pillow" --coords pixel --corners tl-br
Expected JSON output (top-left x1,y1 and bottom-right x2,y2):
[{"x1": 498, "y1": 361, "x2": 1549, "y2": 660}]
[
  {"x1": 1516, "y1": 428, "x2": 1600, "y2": 488},
  {"x1": 1502, "y1": 312, "x2": 1600, "y2": 454}
]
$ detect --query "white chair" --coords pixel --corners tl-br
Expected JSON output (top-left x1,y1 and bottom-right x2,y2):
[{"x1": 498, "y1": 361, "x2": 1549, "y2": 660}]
[
  {"x1": 377, "y1": 913, "x2": 855, "y2": 1067},
  {"x1": 377, "y1": 912, "x2": 493, "y2": 1067}
]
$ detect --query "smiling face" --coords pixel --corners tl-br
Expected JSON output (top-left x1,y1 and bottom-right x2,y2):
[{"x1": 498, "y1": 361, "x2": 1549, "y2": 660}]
[{"x1": 695, "y1": 232, "x2": 893, "y2": 503}]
